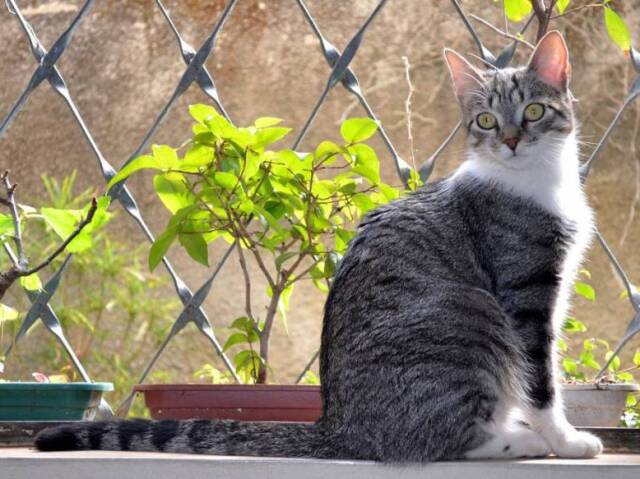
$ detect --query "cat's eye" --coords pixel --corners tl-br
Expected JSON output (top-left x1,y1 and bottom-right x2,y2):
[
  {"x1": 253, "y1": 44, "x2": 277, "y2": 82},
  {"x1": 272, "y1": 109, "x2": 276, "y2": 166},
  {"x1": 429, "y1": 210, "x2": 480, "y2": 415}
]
[
  {"x1": 476, "y1": 113, "x2": 497, "y2": 130},
  {"x1": 524, "y1": 103, "x2": 545, "y2": 122}
]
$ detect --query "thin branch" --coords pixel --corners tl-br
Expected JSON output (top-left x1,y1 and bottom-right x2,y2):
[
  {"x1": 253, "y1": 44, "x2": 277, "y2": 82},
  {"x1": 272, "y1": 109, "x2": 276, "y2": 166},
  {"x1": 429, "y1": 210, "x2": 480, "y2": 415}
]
[
  {"x1": 532, "y1": 0, "x2": 558, "y2": 42},
  {"x1": 0, "y1": 175, "x2": 98, "y2": 301},
  {"x1": 235, "y1": 241, "x2": 255, "y2": 324},
  {"x1": 1, "y1": 171, "x2": 25, "y2": 266},
  {"x1": 470, "y1": 14, "x2": 535, "y2": 49},
  {"x1": 23, "y1": 198, "x2": 98, "y2": 276},
  {"x1": 402, "y1": 56, "x2": 417, "y2": 171},
  {"x1": 550, "y1": 3, "x2": 602, "y2": 20}
]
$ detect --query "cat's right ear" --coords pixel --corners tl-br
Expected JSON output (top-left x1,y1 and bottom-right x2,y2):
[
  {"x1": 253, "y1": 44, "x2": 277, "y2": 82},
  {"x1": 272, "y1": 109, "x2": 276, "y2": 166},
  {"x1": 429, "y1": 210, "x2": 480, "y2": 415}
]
[{"x1": 444, "y1": 49, "x2": 482, "y2": 104}]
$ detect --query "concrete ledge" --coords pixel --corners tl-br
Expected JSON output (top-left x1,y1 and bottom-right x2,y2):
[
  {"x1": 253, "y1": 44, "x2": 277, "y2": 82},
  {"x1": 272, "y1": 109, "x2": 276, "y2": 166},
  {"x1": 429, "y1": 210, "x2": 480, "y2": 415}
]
[{"x1": 1, "y1": 448, "x2": 639, "y2": 479}]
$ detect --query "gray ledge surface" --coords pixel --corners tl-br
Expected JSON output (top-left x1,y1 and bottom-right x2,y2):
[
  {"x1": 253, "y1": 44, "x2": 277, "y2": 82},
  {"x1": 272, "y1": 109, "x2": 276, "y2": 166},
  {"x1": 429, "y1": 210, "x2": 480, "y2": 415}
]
[{"x1": 1, "y1": 448, "x2": 640, "y2": 479}]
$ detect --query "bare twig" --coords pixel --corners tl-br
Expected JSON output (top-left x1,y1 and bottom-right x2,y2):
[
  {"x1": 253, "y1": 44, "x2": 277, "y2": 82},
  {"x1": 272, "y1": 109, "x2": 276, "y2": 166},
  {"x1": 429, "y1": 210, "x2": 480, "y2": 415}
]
[
  {"x1": 235, "y1": 241, "x2": 257, "y2": 330},
  {"x1": 470, "y1": 14, "x2": 535, "y2": 49},
  {"x1": 402, "y1": 56, "x2": 417, "y2": 171},
  {"x1": 550, "y1": 3, "x2": 602, "y2": 20},
  {"x1": 1, "y1": 171, "x2": 25, "y2": 266}
]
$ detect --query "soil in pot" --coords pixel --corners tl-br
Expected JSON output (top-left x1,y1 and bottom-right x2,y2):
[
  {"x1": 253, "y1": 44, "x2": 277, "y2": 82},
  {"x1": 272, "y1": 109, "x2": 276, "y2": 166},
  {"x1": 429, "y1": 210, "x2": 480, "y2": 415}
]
[{"x1": 134, "y1": 384, "x2": 322, "y2": 422}]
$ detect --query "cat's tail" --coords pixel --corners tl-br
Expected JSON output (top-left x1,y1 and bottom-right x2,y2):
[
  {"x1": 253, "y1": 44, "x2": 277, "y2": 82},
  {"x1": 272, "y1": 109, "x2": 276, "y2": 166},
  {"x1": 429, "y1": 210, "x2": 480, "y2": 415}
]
[{"x1": 34, "y1": 418, "x2": 336, "y2": 458}]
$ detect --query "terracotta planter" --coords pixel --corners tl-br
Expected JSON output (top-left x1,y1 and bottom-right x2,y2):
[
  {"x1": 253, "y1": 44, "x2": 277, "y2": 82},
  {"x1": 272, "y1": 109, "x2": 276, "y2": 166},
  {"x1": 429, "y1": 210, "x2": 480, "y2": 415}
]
[
  {"x1": 134, "y1": 384, "x2": 322, "y2": 422},
  {"x1": 563, "y1": 383, "x2": 639, "y2": 427}
]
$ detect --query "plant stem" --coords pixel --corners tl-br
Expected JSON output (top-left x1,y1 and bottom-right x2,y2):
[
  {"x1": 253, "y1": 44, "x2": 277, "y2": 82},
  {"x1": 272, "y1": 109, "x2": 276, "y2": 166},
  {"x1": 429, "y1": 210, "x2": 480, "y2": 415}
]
[{"x1": 257, "y1": 285, "x2": 281, "y2": 383}]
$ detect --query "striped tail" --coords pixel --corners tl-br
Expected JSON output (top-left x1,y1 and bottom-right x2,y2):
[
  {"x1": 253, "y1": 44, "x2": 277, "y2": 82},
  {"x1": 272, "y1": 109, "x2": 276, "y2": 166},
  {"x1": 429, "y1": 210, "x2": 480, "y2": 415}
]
[{"x1": 34, "y1": 419, "x2": 333, "y2": 457}]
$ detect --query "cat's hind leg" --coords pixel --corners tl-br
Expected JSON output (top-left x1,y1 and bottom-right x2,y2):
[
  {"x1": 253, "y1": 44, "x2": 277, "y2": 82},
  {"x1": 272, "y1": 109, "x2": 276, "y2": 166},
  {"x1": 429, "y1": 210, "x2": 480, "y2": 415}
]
[
  {"x1": 465, "y1": 402, "x2": 550, "y2": 459},
  {"x1": 465, "y1": 423, "x2": 550, "y2": 459}
]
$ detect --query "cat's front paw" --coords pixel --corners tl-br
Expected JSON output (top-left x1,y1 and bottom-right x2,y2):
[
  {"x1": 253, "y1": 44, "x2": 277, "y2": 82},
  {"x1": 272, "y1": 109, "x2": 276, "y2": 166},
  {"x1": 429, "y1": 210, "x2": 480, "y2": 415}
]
[{"x1": 550, "y1": 430, "x2": 603, "y2": 458}]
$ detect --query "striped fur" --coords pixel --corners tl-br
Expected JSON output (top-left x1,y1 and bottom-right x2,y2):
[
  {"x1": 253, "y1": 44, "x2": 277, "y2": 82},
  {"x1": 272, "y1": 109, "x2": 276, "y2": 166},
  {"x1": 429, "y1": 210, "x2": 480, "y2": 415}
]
[{"x1": 36, "y1": 32, "x2": 601, "y2": 461}]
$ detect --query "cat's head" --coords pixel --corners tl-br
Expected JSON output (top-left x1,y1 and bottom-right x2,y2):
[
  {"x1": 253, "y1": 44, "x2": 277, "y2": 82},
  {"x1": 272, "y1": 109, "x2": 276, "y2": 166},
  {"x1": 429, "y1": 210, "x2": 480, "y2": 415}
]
[{"x1": 444, "y1": 31, "x2": 574, "y2": 167}]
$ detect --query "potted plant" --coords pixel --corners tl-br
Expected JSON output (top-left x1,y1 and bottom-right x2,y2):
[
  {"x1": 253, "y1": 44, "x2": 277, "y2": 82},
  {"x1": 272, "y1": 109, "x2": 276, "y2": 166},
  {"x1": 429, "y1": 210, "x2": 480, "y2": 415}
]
[
  {"x1": 109, "y1": 105, "x2": 405, "y2": 421},
  {"x1": 559, "y1": 274, "x2": 640, "y2": 428},
  {"x1": 0, "y1": 171, "x2": 114, "y2": 422}
]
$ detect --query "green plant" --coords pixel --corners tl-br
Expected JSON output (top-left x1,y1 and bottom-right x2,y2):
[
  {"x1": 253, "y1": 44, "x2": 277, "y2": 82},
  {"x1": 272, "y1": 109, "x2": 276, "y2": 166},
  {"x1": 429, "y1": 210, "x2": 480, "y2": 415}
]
[
  {"x1": 0, "y1": 172, "x2": 180, "y2": 416},
  {"x1": 560, "y1": 272, "x2": 640, "y2": 427},
  {"x1": 109, "y1": 107, "x2": 406, "y2": 383}
]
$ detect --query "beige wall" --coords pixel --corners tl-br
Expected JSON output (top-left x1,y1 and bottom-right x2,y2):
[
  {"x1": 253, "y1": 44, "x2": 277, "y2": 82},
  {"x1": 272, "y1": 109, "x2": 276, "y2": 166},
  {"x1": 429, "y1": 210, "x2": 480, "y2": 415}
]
[{"x1": 1, "y1": 0, "x2": 639, "y2": 384}]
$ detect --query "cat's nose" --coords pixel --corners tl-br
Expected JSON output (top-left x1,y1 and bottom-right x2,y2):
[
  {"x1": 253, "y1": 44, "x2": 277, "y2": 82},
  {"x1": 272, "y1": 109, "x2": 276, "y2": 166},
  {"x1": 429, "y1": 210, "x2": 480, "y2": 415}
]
[{"x1": 503, "y1": 137, "x2": 519, "y2": 151}]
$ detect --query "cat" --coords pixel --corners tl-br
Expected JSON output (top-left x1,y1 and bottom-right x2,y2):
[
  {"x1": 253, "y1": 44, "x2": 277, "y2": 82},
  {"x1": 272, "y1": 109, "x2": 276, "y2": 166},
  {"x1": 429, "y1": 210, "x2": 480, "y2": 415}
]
[{"x1": 35, "y1": 31, "x2": 602, "y2": 461}]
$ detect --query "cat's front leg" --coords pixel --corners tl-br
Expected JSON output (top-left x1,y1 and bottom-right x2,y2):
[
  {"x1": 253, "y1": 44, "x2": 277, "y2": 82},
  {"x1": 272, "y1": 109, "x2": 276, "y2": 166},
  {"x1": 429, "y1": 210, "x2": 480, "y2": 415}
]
[
  {"x1": 513, "y1": 324, "x2": 602, "y2": 457},
  {"x1": 525, "y1": 399, "x2": 602, "y2": 458}
]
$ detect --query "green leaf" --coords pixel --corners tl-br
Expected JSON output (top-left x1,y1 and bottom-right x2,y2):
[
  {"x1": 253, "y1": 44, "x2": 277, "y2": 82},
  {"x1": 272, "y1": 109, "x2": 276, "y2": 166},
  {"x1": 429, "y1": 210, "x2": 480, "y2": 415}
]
[
  {"x1": 149, "y1": 228, "x2": 177, "y2": 271},
  {"x1": 40, "y1": 198, "x2": 111, "y2": 254},
  {"x1": 40, "y1": 208, "x2": 91, "y2": 253},
  {"x1": 300, "y1": 370, "x2": 320, "y2": 385},
  {"x1": 19, "y1": 273, "x2": 42, "y2": 292},
  {"x1": 183, "y1": 144, "x2": 213, "y2": 168},
  {"x1": 633, "y1": 350, "x2": 640, "y2": 367},
  {"x1": 278, "y1": 284, "x2": 294, "y2": 334},
  {"x1": 154, "y1": 173, "x2": 194, "y2": 214},
  {"x1": 275, "y1": 252, "x2": 298, "y2": 271},
  {"x1": 626, "y1": 393, "x2": 638, "y2": 407},
  {"x1": 0, "y1": 303, "x2": 19, "y2": 323},
  {"x1": 255, "y1": 127, "x2": 291, "y2": 147},
  {"x1": 350, "y1": 144, "x2": 381, "y2": 184},
  {"x1": 557, "y1": 337, "x2": 568, "y2": 352},
  {"x1": 179, "y1": 233, "x2": 209, "y2": 267},
  {"x1": 314, "y1": 140, "x2": 342, "y2": 165},
  {"x1": 351, "y1": 193, "x2": 376, "y2": 214},
  {"x1": 579, "y1": 350, "x2": 600, "y2": 370},
  {"x1": 604, "y1": 8, "x2": 632, "y2": 53},
  {"x1": 254, "y1": 117, "x2": 283, "y2": 128},
  {"x1": 555, "y1": 0, "x2": 570, "y2": 14},
  {"x1": 562, "y1": 317, "x2": 587, "y2": 333},
  {"x1": 213, "y1": 172, "x2": 238, "y2": 190},
  {"x1": 562, "y1": 357, "x2": 577, "y2": 376},
  {"x1": 223, "y1": 332, "x2": 250, "y2": 352},
  {"x1": 574, "y1": 281, "x2": 596, "y2": 301},
  {"x1": 504, "y1": 0, "x2": 532, "y2": 22},
  {"x1": 379, "y1": 183, "x2": 400, "y2": 202},
  {"x1": 239, "y1": 198, "x2": 255, "y2": 215},
  {"x1": 0, "y1": 213, "x2": 13, "y2": 238},
  {"x1": 340, "y1": 118, "x2": 379, "y2": 143},
  {"x1": 605, "y1": 351, "x2": 621, "y2": 372},
  {"x1": 617, "y1": 371, "x2": 635, "y2": 382},
  {"x1": 107, "y1": 148, "x2": 178, "y2": 189},
  {"x1": 189, "y1": 104, "x2": 219, "y2": 125}
]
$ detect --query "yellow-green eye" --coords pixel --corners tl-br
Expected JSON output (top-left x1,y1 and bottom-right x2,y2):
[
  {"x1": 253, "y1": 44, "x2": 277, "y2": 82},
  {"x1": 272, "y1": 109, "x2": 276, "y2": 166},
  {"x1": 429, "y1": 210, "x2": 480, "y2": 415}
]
[
  {"x1": 524, "y1": 103, "x2": 545, "y2": 121},
  {"x1": 477, "y1": 113, "x2": 497, "y2": 130}
]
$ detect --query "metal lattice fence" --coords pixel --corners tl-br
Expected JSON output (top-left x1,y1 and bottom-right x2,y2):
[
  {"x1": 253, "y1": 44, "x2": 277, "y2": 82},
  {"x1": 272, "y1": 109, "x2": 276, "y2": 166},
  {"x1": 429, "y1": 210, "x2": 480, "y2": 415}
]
[{"x1": 1, "y1": 0, "x2": 640, "y2": 418}]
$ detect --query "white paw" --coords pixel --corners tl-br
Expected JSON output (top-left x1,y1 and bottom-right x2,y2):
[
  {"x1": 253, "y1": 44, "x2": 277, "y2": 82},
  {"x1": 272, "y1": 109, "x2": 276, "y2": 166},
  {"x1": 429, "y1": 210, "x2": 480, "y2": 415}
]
[
  {"x1": 550, "y1": 430, "x2": 603, "y2": 458},
  {"x1": 508, "y1": 429, "x2": 551, "y2": 458}
]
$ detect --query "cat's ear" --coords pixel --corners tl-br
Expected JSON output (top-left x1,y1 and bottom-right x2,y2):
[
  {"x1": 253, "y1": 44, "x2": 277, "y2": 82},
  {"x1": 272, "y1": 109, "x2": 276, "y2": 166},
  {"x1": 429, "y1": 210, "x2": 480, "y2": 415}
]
[
  {"x1": 444, "y1": 49, "x2": 482, "y2": 103},
  {"x1": 527, "y1": 31, "x2": 571, "y2": 91}
]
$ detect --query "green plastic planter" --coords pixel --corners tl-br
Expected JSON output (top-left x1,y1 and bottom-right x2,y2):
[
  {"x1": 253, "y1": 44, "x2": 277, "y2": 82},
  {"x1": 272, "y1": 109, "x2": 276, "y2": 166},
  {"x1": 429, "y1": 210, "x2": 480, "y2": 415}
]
[{"x1": 0, "y1": 382, "x2": 113, "y2": 421}]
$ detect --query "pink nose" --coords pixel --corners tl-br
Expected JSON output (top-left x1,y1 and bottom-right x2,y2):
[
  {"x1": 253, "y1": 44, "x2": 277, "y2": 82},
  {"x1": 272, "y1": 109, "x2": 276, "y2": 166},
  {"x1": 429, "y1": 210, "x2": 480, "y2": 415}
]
[{"x1": 503, "y1": 137, "x2": 519, "y2": 151}]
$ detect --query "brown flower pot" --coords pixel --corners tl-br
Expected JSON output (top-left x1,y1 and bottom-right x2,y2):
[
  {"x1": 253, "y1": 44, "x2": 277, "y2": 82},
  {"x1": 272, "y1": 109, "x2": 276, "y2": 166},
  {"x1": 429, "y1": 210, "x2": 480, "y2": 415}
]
[{"x1": 133, "y1": 384, "x2": 322, "y2": 422}]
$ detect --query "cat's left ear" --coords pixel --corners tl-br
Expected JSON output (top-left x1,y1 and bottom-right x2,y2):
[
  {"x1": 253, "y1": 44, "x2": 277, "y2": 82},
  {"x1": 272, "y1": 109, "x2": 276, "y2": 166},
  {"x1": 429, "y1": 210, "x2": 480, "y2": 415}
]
[
  {"x1": 527, "y1": 31, "x2": 571, "y2": 91},
  {"x1": 444, "y1": 49, "x2": 483, "y2": 104}
]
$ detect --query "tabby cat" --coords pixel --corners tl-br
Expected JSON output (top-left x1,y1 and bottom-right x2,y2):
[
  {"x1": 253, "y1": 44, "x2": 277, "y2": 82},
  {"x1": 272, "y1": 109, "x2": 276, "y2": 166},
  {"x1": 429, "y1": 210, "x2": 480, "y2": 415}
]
[{"x1": 36, "y1": 31, "x2": 602, "y2": 461}]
